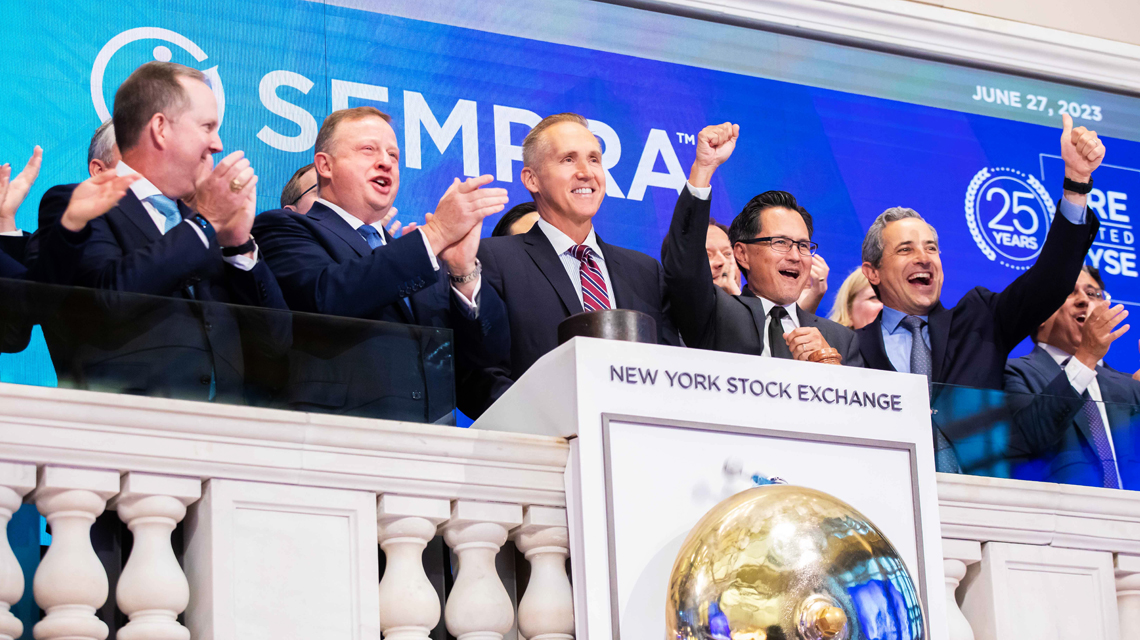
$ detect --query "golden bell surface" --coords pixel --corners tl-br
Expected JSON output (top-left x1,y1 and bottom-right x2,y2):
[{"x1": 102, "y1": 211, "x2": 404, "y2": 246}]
[{"x1": 666, "y1": 485, "x2": 925, "y2": 640}]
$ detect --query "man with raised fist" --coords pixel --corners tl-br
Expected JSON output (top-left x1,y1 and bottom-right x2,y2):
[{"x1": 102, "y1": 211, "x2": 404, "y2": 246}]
[
  {"x1": 662, "y1": 122, "x2": 860, "y2": 365},
  {"x1": 253, "y1": 106, "x2": 510, "y2": 422}
]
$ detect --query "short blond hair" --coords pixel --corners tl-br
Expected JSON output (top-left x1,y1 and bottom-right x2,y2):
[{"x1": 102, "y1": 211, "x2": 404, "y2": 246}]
[
  {"x1": 522, "y1": 112, "x2": 590, "y2": 168},
  {"x1": 828, "y1": 268, "x2": 872, "y2": 328},
  {"x1": 315, "y1": 106, "x2": 391, "y2": 155}
]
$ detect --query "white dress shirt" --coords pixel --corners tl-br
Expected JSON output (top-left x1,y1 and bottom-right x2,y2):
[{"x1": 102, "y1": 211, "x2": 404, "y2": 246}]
[
  {"x1": 685, "y1": 180, "x2": 799, "y2": 356},
  {"x1": 118, "y1": 161, "x2": 257, "y2": 271},
  {"x1": 1039, "y1": 342, "x2": 1122, "y2": 487},
  {"x1": 535, "y1": 216, "x2": 614, "y2": 309},
  {"x1": 316, "y1": 198, "x2": 481, "y2": 310}
]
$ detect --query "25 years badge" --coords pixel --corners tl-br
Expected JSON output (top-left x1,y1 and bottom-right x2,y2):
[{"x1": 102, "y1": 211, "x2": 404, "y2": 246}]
[{"x1": 965, "y1": 167, "x2": 1054, "y2": 271}]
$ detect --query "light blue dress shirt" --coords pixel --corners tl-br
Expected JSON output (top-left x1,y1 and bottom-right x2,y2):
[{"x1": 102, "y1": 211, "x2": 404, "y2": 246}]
[{"x1": 879, "y1": 197, "x2": 1087, "y2": 372}]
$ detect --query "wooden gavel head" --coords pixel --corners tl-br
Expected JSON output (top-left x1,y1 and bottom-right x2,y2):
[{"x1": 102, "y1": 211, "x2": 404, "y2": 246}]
[{"x1": 808, "y1": 348, "x2": 842, "y2": 365}]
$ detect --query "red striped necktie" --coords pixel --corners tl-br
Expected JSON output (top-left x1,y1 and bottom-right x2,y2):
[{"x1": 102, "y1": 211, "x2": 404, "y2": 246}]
[{"x1": 569, "y1": 244, "x2": 611, "y2": 312}]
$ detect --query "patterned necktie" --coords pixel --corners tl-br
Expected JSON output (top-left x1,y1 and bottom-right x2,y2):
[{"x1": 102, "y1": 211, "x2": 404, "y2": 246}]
[
  {"x1": 569, "y1": 245, "x2": 610, "y2": 312},
  {"x1": 356, "y1": 224, "x2": 385, "y2": 250},
  {"x1": 767, "y1": 306, "x2": 793, "y2": 359},
  {"x1": 146, "y1": 194, "x2": 183, "y2": 233},
  {"x1": 1060, "y1": 357, "x2": 1121, "y2": 489},
  {"x1": 901, "y1": 315, "x2": 962, "y2": 473}
]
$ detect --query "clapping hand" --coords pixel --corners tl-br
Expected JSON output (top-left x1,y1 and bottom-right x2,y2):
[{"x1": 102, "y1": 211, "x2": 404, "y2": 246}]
[
  {"x1": 193, "y1": 151, "x2": 258, "y2": 246},
  {"x1": 1074, "y1": 301, "x2": 1128, "y2": 370},
  {"x1": 60, "y1": 170, "x2": 141, "y2": 232},
  {"x1": 0, "y1": 146, "x2": 43, "y2": 233},
  {"x1": 420, "y1": 175, "x2": 508, "y2": 254}
]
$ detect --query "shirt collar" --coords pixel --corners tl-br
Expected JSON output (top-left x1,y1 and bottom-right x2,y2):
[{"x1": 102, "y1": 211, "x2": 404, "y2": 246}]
[
  {"x1": 882, "y1": 306, "x2": 927, "y2": 334},
  {"x1": 316, "y1": 198, "x2": 392, "y2": 235},
  {"x1": 117, "y1": 160, "x2": 162, "y2": 202},
  {"x1": 755, "y1": 295, "x2": 800, "y2": 328},
  {"x1": 536, "y1": 216, "x2": 604, "y2": 261},
  {"x1": 1038, "y1": 342, "x2": 1103, "y2": 367}
]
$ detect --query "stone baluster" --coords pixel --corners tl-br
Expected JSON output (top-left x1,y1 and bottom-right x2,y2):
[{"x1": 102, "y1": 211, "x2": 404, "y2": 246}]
[
  {"x1": 109, "y1": 472, "x2": 201, "y2": 640},
  {"x1": 31, "y1": 465, "x2": 120, "y2": 640},
  {"x1": 512, "y1": 506, "x2": 573, "y2": 640},
  {"x1": 942, "y1": 538, "x2": 982, "y2": 640},
  {"x1": 377, "y1": 494, "x2": 450, "y2": 640},
  {"x1": 442, "y1": 500, "x2": 523, "y2": 640},
  {"x1": 1116, "y1": 553, "x2": 1140, "y2": 634},
  {"x1": 0, "y1": 462, "x2": 36, "y2": 640}
]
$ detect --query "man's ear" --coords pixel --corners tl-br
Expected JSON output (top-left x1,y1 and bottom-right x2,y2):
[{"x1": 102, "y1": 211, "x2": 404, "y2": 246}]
[
  {"x1": 149, "y1": 113, "x2": 169, "y2": 150},
  {"x1": 284, "y1": 204, "x2": 298, "y2": 212},
  {"x1": 861, "y1": 262, "x2": 880, "y2": 286},
  {"x1": 520, "y1": 167, "x2": 540, "y2": 194},
  {"x1": 733, "y1": 243, "x2": 749, "y2": 279}
]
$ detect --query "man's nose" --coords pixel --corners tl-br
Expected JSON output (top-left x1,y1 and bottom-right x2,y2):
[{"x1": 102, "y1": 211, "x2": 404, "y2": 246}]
[{"x1": 209, "y1": 132, "x2": 223, "y2": 154}]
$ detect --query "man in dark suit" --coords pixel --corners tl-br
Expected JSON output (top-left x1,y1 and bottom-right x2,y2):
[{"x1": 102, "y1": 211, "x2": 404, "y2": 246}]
[
  {"x1": 662, "y1": 123, "x2": 861, "y2": 365},
  {"x1": 473, "y1": 112, "x2": 680, "y2": 410},
  {"x1": 253, "y1": 106, "x2": 510, "y2": 422},
  {"x1": 857, "y1": 115, "x2": 1104, "y2": 470},
  {"x1": 1003, "y1": 266, "x2": 1139, "y2": 489},
  {"x1": 40, "y1": 61, "x2": 289, "y2": 402}
]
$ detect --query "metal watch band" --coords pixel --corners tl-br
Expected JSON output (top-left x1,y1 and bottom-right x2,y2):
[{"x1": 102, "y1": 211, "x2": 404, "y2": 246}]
[{"x1": 449, "y1": 258, "x2": 482, "y2": 284}]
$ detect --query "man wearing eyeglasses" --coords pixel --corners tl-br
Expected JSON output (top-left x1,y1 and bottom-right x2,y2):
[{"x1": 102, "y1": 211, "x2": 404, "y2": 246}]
[
  {"x1": 662, "y1": 122, "x2": 861, "y2": 365},
  {"x1": 281, "y1": 163, "x2": 319, "y2": 214},
  {"x1": 1003, "y1": 266, "x2": 1139, "y2": 489}
]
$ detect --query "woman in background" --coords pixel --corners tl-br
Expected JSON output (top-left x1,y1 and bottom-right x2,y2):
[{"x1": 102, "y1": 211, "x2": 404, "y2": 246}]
[{"x1": 829, "y1": 268, "x2": 882, "y2": 330}]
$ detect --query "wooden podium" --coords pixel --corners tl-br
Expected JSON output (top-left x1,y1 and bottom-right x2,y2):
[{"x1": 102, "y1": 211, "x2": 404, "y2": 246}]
[{"x1": 474, "y1": 337, "x2": 948, "y2": 640}]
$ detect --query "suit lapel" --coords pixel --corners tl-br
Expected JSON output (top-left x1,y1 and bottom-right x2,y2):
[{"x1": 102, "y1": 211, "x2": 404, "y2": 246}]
[
  {"x1": 522, "y1": 225, "x2": 583, "y2": 315},
  {"x1": 736, "y1": 289, "x2": 769, "y2": 348},
  {"x1": 119, "y1": 191, "x2": 162, "y2": 243},
  {"x1": 308, "y1": 202, "x2": 371, "y2": 257},
  {"x1": 928, "y1": 303, "x2": 951, "y2": 381},
  {"x1": 796, "y1": 306, "x2": 819, "y2": 328},
  {"x1": 596, "y1": 237, "x2": 626, "y2": 308},
  {"x1": 859, "y1": 313, "x2": 895, "y2": 371},
  {"x1": 1029, "y1": 346, "x2": 1098, "y2": 446}
]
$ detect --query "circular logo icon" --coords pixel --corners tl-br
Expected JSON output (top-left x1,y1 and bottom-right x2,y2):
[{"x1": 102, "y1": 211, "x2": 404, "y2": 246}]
[
  {"x1": 964, "y1": 167, "x2": 1054, "y2": 271},
  {"x1": 90, "y1": 27, "x2": 225, "y2": 126}
]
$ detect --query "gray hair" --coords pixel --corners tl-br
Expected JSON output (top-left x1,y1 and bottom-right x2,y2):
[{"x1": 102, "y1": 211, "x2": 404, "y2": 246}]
[
  {"x1": 87, "y1": 119, "x2": 117, "y2": 166},
  {"x1": 861, "y1": 207, "x2": 939, "y2": 267}
]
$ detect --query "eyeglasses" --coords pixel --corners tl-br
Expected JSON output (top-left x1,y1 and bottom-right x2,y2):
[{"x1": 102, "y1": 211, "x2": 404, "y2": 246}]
[
  {"x1": 1073, "y1": 285, "x2": 1109, "y2": 301},
  {"x1": 737, "y1": 236, "x2": 819, "y2": 256},
  {"x1": 289, "y1": 183, "x2": 317, "y2": 206}
]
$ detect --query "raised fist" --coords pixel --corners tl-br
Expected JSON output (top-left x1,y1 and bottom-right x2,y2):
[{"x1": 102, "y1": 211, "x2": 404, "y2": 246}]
[
  {"x1": 1060, "y1": 113, "x2": 1105, "y2": 182},
  {"x1": 689, "y1": 123, "x2": 739, "y2": 188}
]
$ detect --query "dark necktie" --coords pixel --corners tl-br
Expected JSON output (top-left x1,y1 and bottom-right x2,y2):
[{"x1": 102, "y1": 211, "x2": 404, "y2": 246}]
[
  {"x1": 357, "y1": 225, "x2": 412, "y2": 314},
  {"x1": 1060, "y1": 358, "x2": 1121, "y2": 489},
  {"x1": 767, "y1": 306, "x2": 793, "y2": 359},
  {"x1": 569, "y1": 245, "x2": 611, "y2": 312},
  {"x1": 900, "y1": 315, "x2": 961, "y2": 473}
]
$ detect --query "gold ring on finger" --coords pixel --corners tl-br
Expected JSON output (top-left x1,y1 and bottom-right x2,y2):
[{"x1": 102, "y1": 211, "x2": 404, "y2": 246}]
[{"x1": 229, "y1": 178, "x2": 245, "y2": 193}]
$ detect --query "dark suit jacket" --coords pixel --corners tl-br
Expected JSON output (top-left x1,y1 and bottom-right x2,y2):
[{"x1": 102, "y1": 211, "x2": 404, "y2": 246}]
[
  {"x1": 1004, "y1": 346, "x2": 1140, "y2": 489},
  {"x1": 856, "y1": 202, "x2": 1099, "y2": 390},
  {"x1": 661, "y1": 187, "x2": 862, "y2": 365},
  {"x1": 252, "y1": 203, "x2": 508, "y2": 422},
  {"x1": 43, "y1": 188, "x2": 289, "y2": 403},
  {"x1": 475, "y1": 219, "x2": 681, "y2": 408}
]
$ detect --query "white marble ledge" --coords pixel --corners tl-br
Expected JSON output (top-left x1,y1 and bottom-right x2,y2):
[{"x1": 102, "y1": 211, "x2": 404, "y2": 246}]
[
  {"x1": 938, "y1": 472, "x2": 1140, "y2": 554},
  {"x1": 0, "y1": 382, "x2": 569, "y2": 507}
]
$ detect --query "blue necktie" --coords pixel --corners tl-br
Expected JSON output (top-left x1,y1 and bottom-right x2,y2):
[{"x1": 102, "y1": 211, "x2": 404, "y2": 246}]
[
  {"x1": 901, "y1": 315, "x2": 962, "y2": 473},
  {"x1": 357, "y1": 224, "x2": 413, "y2": 314},
  {"x1": 356, "y1": 224, "x2": 385, "y2": 249},
  {"x1": 147, "y1": 194, "x2": 183, "y2": 233},
  {"x1": 1060, "y1": 358, "x2": 1121, "y2": 489}
]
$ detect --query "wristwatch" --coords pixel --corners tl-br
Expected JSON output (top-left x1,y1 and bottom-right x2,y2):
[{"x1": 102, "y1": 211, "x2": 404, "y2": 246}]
[
  {"x1": 222, "y1": 236, "x2": 256, "y2": 257},
  {"x1": 1063, "y1": 176, "x2": 1094, "y2": 194},
  {"x1": 449, "y1": 259, "x2": 482, "y2": 285}
]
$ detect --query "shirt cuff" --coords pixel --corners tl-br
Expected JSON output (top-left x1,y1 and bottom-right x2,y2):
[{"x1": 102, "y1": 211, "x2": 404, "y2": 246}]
[
  {"x1": 223, "y1": 241, "x2": 259, "y2": 271},
  {"x1": 1064, "y1": 356, "x2": 1097, "y2": 395},
  {"x1": 419, "y1": 229, "x2": 440, "y2": 271},
  {"x1": 1058, "y1": 196, "x2": 1088, "y2": 225},
  {"x1": 184, "y1": 218, "x2": 210, "y2": 248},
  {"x1": 452, "y1": 277, "x2": 481, "y2": 317},
  {"x1": 0, "y1": 230, "x2": 24, "y2": 237},
  {"x1": 686, "y1": 182, "x2": 712, "y2": 201}
]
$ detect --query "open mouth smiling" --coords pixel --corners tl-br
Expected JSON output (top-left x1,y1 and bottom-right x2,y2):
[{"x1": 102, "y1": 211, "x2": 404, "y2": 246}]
[{"x1": 907, "y1": 272, "x2": 933, "y2": 287}]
